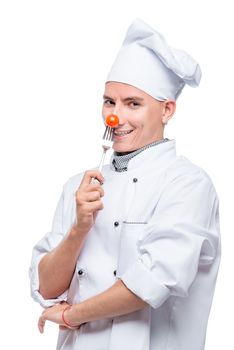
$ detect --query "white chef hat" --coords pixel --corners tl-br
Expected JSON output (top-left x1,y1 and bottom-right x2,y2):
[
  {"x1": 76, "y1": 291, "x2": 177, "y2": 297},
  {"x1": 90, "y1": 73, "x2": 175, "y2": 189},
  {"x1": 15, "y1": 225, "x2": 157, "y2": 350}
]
[{"x1": 106, "y1": 18, "x2": 202, "y2": 101}]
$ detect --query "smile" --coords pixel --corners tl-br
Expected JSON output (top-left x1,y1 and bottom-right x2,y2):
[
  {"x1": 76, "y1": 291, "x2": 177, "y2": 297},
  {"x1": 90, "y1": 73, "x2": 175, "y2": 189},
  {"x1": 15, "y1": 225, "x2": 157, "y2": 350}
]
[{"x1": 114, "y1": 130, "x2": 134, "y2": 136}]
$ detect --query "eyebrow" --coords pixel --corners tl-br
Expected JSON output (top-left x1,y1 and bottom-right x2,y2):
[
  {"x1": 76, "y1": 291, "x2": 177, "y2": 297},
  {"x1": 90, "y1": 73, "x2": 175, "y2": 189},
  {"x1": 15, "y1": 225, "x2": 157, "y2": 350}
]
[{"x1": 103, "y1": 95, "x2": 144, "y2": 102}]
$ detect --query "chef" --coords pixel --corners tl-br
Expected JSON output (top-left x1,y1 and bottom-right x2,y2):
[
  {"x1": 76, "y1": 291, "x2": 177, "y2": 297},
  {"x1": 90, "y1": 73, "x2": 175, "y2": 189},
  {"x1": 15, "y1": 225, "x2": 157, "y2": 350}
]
[{"x1": 29, "y1": 18, "x2": 221, "y2": 350}]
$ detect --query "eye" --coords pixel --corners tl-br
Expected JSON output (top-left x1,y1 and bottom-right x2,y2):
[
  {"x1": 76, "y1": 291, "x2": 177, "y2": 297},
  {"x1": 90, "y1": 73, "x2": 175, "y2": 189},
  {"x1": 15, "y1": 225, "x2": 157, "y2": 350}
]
[
  {"x1": 103, "y1": 99, "x2": 115, "y2": 105},
  {"x1": 129, "y1": 101, "x2": 140, "y2": 107}
]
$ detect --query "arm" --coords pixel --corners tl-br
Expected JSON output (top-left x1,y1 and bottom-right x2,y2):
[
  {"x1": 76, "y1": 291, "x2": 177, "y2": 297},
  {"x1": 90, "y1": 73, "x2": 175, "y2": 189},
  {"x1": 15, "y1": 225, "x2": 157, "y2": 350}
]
[
  {"x1": 69, "y1": 279, "x2": 148, "y2": 324},
  {"x1": 38, "y1": 279, "x2": 148, "y2": 333},
  {"x1": 35, "y1": 170, "x2": 105, "y2": 301},
  {"x1": 38, "y1": 226, "x2": 87, "y2": 299},
  {"x1": 29, "y1": 187, "x2": 69, "y2": 308}
]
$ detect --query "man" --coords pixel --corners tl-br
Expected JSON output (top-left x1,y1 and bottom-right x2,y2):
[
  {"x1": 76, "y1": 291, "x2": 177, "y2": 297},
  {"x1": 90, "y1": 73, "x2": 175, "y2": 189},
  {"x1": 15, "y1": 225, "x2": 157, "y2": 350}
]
[{"x1": 30, "y1": 18, "x2": 221, "y2": 350}]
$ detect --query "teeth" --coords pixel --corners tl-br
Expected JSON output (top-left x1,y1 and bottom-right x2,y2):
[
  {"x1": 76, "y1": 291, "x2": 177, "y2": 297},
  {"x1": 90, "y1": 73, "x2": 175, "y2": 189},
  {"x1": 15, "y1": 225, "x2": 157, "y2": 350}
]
[{"x1": 114, "y1": 130, "x2": 133, "y2": 136}]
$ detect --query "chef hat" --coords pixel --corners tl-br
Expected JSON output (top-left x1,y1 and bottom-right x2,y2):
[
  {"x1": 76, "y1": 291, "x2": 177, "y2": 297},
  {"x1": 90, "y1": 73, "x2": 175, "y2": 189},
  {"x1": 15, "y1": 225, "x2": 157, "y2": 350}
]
[{"x1": 106, "y1": 18, "x2": 202, "y2": 101}]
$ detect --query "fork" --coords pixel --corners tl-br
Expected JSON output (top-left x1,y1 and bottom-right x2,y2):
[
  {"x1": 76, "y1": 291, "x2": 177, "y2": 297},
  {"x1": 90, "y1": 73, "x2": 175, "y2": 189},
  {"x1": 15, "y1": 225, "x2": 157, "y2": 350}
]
[{"x1": 91, "y1": 126, "x2": 114, "y2": 184}]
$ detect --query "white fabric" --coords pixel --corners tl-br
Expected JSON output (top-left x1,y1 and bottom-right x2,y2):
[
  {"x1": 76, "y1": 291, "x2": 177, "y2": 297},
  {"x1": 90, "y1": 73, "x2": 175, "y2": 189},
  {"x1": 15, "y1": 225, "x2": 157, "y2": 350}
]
[
  {"x1": 29, "y1": 139, "x2": 221, "y2": 350},
  {"x1": 106, "y1": 18, "x2": 202, "y2": 100}
]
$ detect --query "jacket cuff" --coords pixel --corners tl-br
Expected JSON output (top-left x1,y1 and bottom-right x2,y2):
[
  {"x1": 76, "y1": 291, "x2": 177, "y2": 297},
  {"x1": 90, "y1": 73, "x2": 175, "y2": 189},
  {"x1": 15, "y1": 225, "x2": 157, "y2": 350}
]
[
  {"x1": 29, "y1": 254, "x2": 67, "y2": 308},
  {"x1": 118, "y1": 256, "x2": 170, "y2": 309}
]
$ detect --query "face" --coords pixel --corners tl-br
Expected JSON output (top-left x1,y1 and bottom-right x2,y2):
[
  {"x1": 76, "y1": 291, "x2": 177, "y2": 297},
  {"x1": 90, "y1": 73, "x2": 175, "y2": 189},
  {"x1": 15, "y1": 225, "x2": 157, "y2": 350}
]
[{"x1": 102, "y1": 81, "x2": 175, "y2": 153}]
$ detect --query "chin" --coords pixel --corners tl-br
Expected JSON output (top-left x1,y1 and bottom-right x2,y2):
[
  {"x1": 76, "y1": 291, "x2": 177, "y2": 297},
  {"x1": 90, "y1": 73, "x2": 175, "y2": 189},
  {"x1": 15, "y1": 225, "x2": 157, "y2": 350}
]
[{"x1": 113, "y1": 143, "x2": 135, "y2": 153}]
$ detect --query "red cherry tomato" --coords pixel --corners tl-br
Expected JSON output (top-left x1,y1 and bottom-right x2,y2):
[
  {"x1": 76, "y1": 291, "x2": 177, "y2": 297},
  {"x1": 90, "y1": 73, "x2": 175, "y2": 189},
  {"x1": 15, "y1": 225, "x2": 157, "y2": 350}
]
[{"x1": 105, "y1": 114, "x2": 119, "y2": 128}]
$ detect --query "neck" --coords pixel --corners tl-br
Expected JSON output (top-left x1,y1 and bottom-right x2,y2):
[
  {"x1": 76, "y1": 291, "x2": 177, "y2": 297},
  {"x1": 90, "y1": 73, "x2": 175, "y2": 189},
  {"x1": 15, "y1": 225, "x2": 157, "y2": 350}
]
[{"x1": 115, "y1": 138, "x2": 165, "y2": 156}]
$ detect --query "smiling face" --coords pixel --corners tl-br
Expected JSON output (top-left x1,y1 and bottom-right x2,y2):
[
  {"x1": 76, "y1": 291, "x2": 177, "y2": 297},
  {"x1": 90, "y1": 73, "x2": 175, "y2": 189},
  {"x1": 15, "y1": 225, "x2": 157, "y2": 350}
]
[{"x1": 102, "y1": 81, "x2": 176, "y2": 153}]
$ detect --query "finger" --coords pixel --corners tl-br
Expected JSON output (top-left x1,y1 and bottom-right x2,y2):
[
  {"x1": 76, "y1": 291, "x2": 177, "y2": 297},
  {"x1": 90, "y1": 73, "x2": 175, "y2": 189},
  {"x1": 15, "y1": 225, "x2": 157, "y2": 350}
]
[
  {"x1": 38, "y1": 316, "x2": 45, "y2": 334},
  {"x1": 79, "y1": 170, "x2": 104, "y2": 188},
  {"x1": 83, "y1": 191, "x2": 102, "y2": 202},
  {"x1": 85, "y1": 200, "x2": 104, "y2": 212},
  {"x1": 78, "y1": 201, "x2": 103, "y2": 217},
  {"x1": 76, "y1": 192, "x2": 99, "y2": 206},
  {"x1": 86, "y1": 183, "x2": 105, "y2": 197},
  {"x1": 76, "y1": 181, "x2": 104, "y2": 201},
  {"x1": 91, "y1": 177, "x2": 101, "y2": 185}
]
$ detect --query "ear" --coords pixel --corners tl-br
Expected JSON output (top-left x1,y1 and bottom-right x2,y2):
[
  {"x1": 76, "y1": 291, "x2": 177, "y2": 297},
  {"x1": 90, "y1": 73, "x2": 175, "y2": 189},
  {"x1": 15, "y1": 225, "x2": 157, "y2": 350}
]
[{"x1": 162, "y1": 100, "x2": 176, "y2": 124}]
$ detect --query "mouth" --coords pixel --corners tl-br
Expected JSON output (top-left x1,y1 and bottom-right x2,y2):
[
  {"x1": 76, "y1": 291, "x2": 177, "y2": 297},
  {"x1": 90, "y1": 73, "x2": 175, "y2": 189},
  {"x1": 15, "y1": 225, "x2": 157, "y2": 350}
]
[{"x1": 113, "y1": 129, "x2": 134, "y2": 139}]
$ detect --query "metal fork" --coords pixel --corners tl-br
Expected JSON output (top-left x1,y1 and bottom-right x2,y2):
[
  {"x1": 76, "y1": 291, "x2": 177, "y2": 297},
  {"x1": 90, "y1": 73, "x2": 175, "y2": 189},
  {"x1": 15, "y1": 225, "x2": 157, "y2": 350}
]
[{"x1": 91, "y1": 126, "x2": 114, "y2": 183}]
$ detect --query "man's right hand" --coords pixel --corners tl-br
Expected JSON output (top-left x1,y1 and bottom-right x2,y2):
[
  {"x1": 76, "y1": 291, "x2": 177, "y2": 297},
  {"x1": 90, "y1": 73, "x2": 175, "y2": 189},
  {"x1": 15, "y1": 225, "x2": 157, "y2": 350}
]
[{"x1": 74, "y1": 170, "x2": 105, "y2": 235}]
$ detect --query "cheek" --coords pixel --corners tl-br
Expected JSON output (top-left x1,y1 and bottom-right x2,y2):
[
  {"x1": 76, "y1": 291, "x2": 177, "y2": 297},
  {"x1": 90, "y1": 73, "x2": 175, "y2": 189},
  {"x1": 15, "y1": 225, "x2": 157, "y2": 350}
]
[
  {"x1": 127, "y1": 108, "x2": 148, "y2": 128},
  {"x1": 128, "y1": 112, "x2": 150, "y2": 130},
  {"x1": 128, "y1": 117, "x2": 143, "y2": 130}
]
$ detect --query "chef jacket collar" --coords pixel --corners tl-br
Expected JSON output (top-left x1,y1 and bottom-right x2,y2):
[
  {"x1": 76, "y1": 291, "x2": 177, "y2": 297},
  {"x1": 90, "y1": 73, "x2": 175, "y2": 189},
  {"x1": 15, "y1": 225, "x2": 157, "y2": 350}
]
[
  {"x1": 111, "y1": 138, "x2": 170, "y2": 172},
  {"x1": 110, "y1": 138, "x2": 177, "y2": 172}
]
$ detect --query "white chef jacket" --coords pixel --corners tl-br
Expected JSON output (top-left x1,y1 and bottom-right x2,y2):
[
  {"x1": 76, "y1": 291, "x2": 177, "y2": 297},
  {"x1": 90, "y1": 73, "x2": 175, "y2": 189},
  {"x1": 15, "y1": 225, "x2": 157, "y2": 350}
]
[{"x1": 29, "y1": 139, "x2": 221, "y2": 350}]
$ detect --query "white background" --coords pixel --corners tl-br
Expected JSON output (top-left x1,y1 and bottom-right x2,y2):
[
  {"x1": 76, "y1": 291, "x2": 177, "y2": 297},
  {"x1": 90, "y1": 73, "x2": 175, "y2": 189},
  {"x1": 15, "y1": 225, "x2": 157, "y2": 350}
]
[{"x1": 0, "y1": 0, "x2": 232, "y2": 348}]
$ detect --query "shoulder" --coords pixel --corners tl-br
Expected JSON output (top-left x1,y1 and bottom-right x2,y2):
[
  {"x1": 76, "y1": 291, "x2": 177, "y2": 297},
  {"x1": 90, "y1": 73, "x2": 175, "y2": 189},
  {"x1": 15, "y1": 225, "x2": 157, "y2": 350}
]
[{"x1": 164, "y1": 155, "x2": 218, "y2": 198}]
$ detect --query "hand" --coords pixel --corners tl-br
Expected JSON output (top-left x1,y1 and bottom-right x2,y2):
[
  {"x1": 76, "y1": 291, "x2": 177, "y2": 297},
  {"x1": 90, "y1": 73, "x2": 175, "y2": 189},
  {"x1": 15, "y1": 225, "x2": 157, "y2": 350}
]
[
  {"x1": 74, "y1": 170, "x2": 105, "y2": 234},
  {"x1": 38, "y1": 302, "x2": 81, "y2": 333}
]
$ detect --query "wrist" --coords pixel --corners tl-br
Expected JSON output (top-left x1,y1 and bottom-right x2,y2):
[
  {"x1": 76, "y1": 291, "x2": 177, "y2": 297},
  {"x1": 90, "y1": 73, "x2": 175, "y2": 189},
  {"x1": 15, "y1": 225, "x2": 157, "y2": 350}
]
[
  {"x1": 65, "y1": 304, "x2": 84, "y2": 327},
  {"x1": 62, "y1": 306, "x2": 76, "y2": 328},
  {"x1": 69, "y1": 225, "x2": 87, "y2": 240}
]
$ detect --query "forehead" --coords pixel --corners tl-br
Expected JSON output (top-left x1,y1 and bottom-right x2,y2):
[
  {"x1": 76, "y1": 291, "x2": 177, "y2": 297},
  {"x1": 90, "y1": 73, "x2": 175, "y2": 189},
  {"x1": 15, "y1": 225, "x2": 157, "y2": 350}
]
[{"x1": 104, "y1": 81, "x2": 148, "y2": 99}]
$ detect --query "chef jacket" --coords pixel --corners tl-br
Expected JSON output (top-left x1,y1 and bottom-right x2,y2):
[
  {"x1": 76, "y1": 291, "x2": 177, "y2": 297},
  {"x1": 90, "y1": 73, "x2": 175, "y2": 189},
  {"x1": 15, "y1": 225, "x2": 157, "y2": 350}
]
[
  {"x1": 112, "y1": 137, "x2": 170, "y2": 171},
  {"x1": 29, "y1": 139, "x2": 221, "y2": 350}
]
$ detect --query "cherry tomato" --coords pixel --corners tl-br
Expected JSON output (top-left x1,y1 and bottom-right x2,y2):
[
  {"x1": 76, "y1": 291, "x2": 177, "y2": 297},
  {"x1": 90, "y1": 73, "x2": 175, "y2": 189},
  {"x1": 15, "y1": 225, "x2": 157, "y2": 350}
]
[{"x1": 105, "y1": 114, "x2": 119, "y2": 128}]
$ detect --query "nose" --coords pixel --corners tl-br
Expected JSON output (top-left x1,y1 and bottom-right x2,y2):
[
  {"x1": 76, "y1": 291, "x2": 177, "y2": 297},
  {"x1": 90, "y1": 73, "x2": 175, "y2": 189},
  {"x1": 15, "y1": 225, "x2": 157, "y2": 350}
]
[
  {"x1": 115, "y1": 115, "x2": 125, "y2": 126},
  {"x1": 113, "y1": 107, "x2": 126, "y2": 126}
]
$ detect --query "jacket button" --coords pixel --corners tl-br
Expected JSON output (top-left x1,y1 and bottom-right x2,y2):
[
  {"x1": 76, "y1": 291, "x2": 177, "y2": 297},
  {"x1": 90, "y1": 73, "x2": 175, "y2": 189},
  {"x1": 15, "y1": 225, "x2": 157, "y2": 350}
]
[
  {"x1": 114, "y1": 221, "x2": 119, "y2": 227},
  {"x1": 113, "y1": 270, "x2": 117, "y2": 276},
  {"x1": 133, "y1": 178, "x2": 138, "y2": 182},
  {"x1": 78, "y1": 269, "x2": 84, "y2": 276}
]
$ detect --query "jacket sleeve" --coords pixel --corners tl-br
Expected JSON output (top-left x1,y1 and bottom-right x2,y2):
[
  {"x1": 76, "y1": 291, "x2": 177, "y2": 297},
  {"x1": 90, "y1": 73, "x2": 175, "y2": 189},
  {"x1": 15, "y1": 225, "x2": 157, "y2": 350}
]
[
  {"x1": 29, "y1": 184, "x2": 68, "y2": 308},
  {"x1": 118, "y1": 170, "x2": 221, "y2": 309}
]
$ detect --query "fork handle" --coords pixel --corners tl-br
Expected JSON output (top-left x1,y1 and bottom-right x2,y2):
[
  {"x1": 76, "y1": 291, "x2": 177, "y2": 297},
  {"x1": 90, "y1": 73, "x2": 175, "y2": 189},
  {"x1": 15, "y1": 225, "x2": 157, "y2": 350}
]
[
  {"x1": 90, "y1": 148, "x2": 107, "y2": 184},
  {"x1": 98, "y1": 148, "x2": 107, "y2": 172}
]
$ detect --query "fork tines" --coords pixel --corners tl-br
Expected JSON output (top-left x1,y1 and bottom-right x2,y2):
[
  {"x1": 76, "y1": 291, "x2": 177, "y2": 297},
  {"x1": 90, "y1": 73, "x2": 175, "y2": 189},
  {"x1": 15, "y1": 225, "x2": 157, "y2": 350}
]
[{"x1": 103, "y1": 126, "x2": 114, "y2": 141}]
